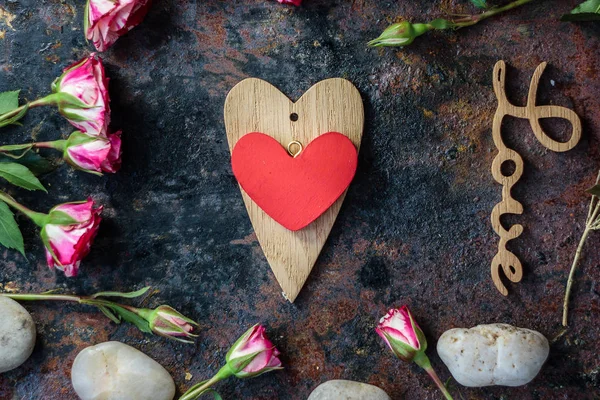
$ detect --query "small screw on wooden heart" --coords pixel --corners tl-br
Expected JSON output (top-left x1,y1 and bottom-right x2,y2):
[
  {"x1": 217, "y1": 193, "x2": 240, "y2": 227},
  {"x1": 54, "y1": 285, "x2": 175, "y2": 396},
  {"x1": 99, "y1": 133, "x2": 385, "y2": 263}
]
[{"x1": 287, "y1": 141, "x2": 303, "y2": 158}]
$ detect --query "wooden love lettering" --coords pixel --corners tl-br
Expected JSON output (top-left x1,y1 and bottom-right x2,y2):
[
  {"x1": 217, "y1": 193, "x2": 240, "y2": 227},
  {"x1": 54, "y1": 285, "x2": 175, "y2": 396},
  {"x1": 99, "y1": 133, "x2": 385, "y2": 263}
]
[{"x1": 490, "y1": 60, "x2": 582, "y2": 296}]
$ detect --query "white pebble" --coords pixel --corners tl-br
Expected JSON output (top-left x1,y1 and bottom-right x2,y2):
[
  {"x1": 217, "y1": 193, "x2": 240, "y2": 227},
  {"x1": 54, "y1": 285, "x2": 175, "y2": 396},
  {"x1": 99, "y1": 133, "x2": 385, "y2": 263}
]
[
  {"x1": 0, "y1": 296, "x2": 36, "y2": 373},
  {"x1": 307, "y1": 380, "x2": 391, "y2": 400},
  {"x1": 437, "y1": 323, "x2": 549, "y2": 387},
  {"x1": 71, "y1": 341, "x2": 176, "y2": 400}
]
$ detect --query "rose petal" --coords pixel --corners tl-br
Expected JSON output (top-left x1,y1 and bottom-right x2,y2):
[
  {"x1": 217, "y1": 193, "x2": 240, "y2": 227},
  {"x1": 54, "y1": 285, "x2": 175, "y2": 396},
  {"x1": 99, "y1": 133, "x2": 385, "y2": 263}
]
[
  {"x1": 86, "y1": 0, "x2": 152, "y2": 51},
  {"x1": 68, "y1": 139, "x2": 111, "y2": 172}
]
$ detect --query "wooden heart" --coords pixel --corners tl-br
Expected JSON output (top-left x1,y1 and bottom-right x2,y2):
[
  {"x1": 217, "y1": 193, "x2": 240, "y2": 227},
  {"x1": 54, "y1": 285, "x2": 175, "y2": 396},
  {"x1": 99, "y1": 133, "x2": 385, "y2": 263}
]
[
  {"x1": 231, "y1": 132, "x2": 358, "y2": 231},
  {"x1": 224, "y1": 78, "x2": 364, "y2": 302}
]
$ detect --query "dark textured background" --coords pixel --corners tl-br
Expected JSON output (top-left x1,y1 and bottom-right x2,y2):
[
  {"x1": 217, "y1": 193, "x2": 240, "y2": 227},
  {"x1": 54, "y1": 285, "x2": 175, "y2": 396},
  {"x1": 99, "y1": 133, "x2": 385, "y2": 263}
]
[{"x1": 0, "y1": 0, "x2": 599, "y2": 399}]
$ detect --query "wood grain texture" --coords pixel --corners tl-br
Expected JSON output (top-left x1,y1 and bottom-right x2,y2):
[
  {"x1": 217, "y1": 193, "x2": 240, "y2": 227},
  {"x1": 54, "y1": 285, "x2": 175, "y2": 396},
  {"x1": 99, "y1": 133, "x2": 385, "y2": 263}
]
[
  {"x1": 490, "y1": 61, "x2": 582, "y2": 296},
  {"x1": 224, "y1": 78, "x2": 364, "y2": 302}
]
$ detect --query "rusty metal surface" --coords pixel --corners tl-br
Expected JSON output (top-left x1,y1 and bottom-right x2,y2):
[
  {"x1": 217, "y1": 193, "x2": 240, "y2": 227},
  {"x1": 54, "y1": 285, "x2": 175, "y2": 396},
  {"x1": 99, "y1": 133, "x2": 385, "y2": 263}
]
[{"x1": 0, "y1": 0, "x2": 599, "y2": 399}]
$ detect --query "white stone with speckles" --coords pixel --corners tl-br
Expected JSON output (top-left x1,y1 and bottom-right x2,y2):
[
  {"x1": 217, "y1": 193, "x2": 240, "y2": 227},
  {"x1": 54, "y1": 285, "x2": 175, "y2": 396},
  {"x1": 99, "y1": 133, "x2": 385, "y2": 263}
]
[
  {"x1": 71, "y1": 341, "x2": 175, "y2": 400},
  {"x1": 307, "y1": 380, "x2": 391, "y2": 400},
  {"x1": 437, "y1": 323, "x2": 549, "y2": 387},
  {"x1": 0, "y1": 296, "x2": 36, "y2": 373}
]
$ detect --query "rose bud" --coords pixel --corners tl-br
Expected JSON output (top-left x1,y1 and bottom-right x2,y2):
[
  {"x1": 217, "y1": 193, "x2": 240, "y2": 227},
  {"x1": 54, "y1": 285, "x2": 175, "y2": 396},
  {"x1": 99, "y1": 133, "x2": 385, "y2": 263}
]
[
  {"x1": 85, "y1": 0, "x2": 152, "y2": 52},
  {"x1": 225, "y1": 324, "x2": 283, "y2": 378},
  {"x1": 51, "y1": 53, "x2": 110, "y2": 136},
  {"x1": 277, "y1": 0, "x2": 301, "y2": 6},
  {"x1": 41, "y1": 198, "x2": 103, "y2": 277},
  {"x1": 376, "y1": 306, "x2": 455, "y2": 400},
  {"x1": 376, "y1": 306, "x2": 427, "y2": 362},
  {"x1": 142, "y1": 305, "x2": 199, "y2": 343},
  {"x1": 63, "y1": 131, "x2": 122, "y2": 174},
  {"x1": 368, "y1": 21, "x2": 431, "y2": 47}
]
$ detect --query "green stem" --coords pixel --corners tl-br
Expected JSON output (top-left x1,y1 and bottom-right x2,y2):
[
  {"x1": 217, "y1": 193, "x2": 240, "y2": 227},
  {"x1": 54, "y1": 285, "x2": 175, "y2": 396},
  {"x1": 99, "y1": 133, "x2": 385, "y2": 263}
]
[
  {"x1": 0, "y1": 292, "x2": 139, "y2": 310},
  {"x1": 0, "y1": 140, "x2": 66, "y2": 154},
  {"x1": 414, "y1": 353, "x2": 453, "y2": 400},
  {"x1": 179, "y1": 365, "x2": 233, "y2": 400},
  {"x1": 33, "y1": 140, "x2": 67, "y2": 151},
  {"x1": 1, "y1": 293, "x2": 82, "y2": 302},
  {"x1": 0, "y1": 191, "x2": 47, "y2": 226},
  {"x1": 0, "y1": 93, "x2": 60, "y2": 123},
  {"x1": 1, "y1": 293, "x2": 147, "y2": 329},
  {"x1": 413, "y1": 23, "x2": 433, "y2": 36},
  {"x1": 453, "y1": 0, "x2": 535, "y2": 28}
]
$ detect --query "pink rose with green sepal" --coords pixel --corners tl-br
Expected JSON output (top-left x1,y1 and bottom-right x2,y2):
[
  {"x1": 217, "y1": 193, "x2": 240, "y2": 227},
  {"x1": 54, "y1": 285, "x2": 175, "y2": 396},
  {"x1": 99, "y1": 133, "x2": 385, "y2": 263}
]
[
  {"x1": 179, "y1": 324, "x2": 283, "y2": 400},
  {"x1": 377, "y1": 306, "x2": 454, "y2": 400},
  {"x1": 41, "y1": 198, "x2": 103, "y2": 277},
  {"x1": 51, "y1": 53, "x2": 110, "y2": 136}
]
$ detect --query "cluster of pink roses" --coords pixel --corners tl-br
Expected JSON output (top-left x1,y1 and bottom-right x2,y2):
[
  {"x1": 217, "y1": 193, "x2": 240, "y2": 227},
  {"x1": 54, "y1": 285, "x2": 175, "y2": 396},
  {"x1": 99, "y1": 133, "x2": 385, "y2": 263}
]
[
  {"x1": 0, "y1": 53, "x2": 118, "y2": 277},
  {"x1": 0, "y1": 0, "x2": 152, "y2": 276},
  {"x1": 0, "y1": 0, "x2": 159, "y2": 276}
]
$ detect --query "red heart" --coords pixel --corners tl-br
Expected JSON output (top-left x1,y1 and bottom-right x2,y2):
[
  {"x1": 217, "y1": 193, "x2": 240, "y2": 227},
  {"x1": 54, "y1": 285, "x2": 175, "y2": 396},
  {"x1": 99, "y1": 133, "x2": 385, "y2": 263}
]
[{"x1": 231, "y1": 132, "x2": 358, "y2": 231}]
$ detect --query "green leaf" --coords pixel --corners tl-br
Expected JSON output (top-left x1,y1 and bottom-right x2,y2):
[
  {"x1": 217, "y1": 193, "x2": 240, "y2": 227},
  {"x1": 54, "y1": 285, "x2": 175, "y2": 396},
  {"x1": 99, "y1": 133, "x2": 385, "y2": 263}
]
[
  {"x1": 186, "y1": 379, "x2": 210, "y2": 393},
  {"x1": 0, "y1": 144, "x2": 34, "y2": 153},
  {"x1": 0, "y1": 104, "x2": 29, "y2": 128},
  {"x1": 587, "y1": 184, "x2": 600, "y2": 197},
  {"x1": 0, "y1": 90, "x2": 20, "y2": 115},
  {"x1": 199, "y1": 389, "x2": 222, "y2": 400},
  {"x1": 469, "y1": 0, "x2": 487, "y2": 8},
  {"x1": 108, "y1": 305, "x2": 152, "y2": 333},
  {"x1": 0, "y1": 162, "x2": 46, "y2": 192},
  {"x1": 180, "y1": 381, "x2": 223, "y2": 400},
  {"x1": 97, "y1": 305, "x2": 122, "y2": 324},
  {"x1": 561, "y1": 0, "x2": 600, "y2": 21},
  {"x1": 0, "y1": 144, "x2": 34, "y2": 160},
  {"x1": 91, "y1": 287, "x2": 151, "y2": 299},
  {"x1": 0, "y1": 201, "x2": 25, "y2": 256},
  {"x1": 0, "y1": 151, "x2": 55, "y2": 176}
]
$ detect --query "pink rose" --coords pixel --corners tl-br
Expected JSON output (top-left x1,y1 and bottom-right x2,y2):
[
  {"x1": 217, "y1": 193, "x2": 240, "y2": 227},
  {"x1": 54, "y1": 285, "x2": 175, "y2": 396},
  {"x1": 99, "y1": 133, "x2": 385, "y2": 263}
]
[
  {"x1": 86, "y1": 0, "x2": 152, "y2": 52},
  {"x1": 63, "y1": 131, "x2": 122, "y2": 174},
  {"x1": 226, "y1": 324, "x2": 283, "y2": 378},
  {"x1": 41, "y1": 199, "x2": 103, "y2": 277},
  {"x1": 376, "y1": 307, "x2": 455, "y2": 399},
  {"x1": 376, "y1": 306, "x2": 427, "y2": 362},
  {"x1": 52, "y1": 54, "x2": 110, "y2": 136},
  {"x1": 277, "y1": 0, "x2": 302, "y2": 5}
]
